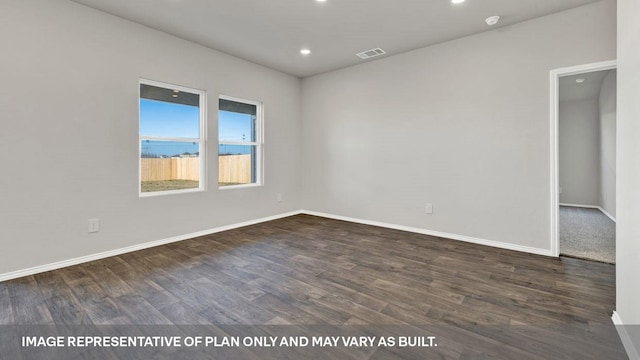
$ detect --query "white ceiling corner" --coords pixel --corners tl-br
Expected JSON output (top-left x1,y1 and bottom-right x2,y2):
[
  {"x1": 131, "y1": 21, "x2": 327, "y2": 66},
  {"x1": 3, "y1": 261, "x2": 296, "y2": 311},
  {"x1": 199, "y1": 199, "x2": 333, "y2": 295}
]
[{"x1": 69, "y1": 0, "x2": 600, "y2": 78}]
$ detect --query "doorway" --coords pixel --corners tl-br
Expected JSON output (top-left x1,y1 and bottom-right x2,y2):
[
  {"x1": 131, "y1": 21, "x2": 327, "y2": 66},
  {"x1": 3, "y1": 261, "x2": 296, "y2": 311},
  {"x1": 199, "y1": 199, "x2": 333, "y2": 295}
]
[{"x1": 550, "y1": 60, "x2": 617, "y2": 261}]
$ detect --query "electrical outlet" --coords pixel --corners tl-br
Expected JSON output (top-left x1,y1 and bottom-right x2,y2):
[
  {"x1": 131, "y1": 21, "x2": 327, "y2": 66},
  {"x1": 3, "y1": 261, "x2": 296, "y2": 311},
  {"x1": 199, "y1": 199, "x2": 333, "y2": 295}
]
[
  {"x1": 277, "y1": 193, "x2": 283, "y2": 202},
  {"x1": 425, "y1": 203, "x2": 433, "y2": 214},
  {"x1": 88, "y1": 219, "x2": 100, "y2": 233}
]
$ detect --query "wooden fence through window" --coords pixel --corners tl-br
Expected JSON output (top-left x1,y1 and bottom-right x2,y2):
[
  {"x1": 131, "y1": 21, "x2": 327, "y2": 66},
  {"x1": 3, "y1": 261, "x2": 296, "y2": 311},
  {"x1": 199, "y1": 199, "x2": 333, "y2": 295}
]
[{"x1": 140, "y1": 155, "x2": 251, "y2": 184}]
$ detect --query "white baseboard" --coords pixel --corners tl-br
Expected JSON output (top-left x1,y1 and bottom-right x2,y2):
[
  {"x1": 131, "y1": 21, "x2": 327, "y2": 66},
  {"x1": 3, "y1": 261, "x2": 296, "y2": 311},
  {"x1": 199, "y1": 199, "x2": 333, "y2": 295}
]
[
  {"x1": 599, "y1": 207, "x2": 617, "y2": 223},
  {"x1": 612, "y1": 311, "x2": 640, "y2": 360},
  {"x1": 559, "y1": 203, "x2": 617, "y2": 222},
  {"x1": 0, "y1": 209, "x2": 557, "y2": 282},
  {"x1": 559, "y1": 203, "x2": 599, "y2": 209},
  {"x1": 0, "y1": 211, "x2": 302, "y2": 282},
  {"x1": 300, "y1": 210, "x2": 553, "y2": 257}
]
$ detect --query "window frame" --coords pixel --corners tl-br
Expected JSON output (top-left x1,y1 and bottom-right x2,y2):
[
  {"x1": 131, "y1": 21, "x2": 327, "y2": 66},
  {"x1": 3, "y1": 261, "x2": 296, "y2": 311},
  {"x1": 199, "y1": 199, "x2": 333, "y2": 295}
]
[
  {"x1": 218, "y1": 94, "x2": 264, "y2": 189},
  {"x1": 139, "y1": 78, "x2": 207, "y2": 197}
]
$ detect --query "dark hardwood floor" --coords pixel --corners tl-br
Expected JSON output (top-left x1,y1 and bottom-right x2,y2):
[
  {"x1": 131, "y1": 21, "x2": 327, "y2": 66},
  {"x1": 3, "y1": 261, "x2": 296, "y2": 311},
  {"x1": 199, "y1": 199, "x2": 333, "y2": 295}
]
[{"x1": 0, "y1": 215, "x2": 626, "y2": 359}]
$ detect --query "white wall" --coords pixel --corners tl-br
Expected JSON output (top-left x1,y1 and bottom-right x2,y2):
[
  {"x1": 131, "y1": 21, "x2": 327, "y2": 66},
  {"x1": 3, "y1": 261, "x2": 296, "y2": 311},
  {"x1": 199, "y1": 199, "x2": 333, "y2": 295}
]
[
  {"x1": 559, "y1": 98, "x2": 601, "y2": 206},
  {"x1": 0, "y1": 0, "x2": 301, "y2": 275},
  {"x1": 301, "y1": 0, "x2": 616, "y2": 252},
  {"x1": 599, "y1": 70, "x2": 617, "y2": 218},
  {"x1": 616, "y1": 0, "x2": 640, "y2": 353},
  {"x1": 559, "y1": 68, "x2": 617, "y2": 216}
]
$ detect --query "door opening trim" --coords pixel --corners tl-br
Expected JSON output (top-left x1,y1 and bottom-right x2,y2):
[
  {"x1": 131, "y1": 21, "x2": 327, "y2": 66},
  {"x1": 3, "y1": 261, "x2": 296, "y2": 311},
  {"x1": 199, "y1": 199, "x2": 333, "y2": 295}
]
[{"x1": 549, "y1": 60, "x2": 617, "y2": 257}]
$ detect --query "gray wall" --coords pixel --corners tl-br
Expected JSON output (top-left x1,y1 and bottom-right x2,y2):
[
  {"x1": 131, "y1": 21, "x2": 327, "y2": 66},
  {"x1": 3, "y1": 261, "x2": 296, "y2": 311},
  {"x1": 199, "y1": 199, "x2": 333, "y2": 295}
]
[
  {"x1": 617, "y1": 0, "x2": 640, "y2": 345},
  {"x1": 1, "y1": 2, "x2": 633, "y2": 340},
  {"x1": 599, "y1": 70, "x2": 617, "y2": 218},
  {"x1": 559, "y1": 98, "x2": 601, "y2": 206},
  {"x1": 559, "y1": 69, "x2": 617, "y2": 217},
  {"x1": 301, "y1": 0, "x2": 616, "y2": 252},
  {"x1": 0, "y1": 0, "x2": 302, "y2": 275}
]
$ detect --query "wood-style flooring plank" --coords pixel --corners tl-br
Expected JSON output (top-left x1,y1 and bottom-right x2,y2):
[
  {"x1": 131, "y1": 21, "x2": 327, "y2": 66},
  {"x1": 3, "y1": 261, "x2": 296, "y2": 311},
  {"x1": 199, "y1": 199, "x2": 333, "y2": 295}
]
[
  {"x1": 0, "y1": 282, "x2": 14, "y2": 324},
  {"x1": 0, "y1": 214, "x2": 626, "y2": 359},
  {"x1": 6, "y1": 276, "x2": 54, "y2": 325}
]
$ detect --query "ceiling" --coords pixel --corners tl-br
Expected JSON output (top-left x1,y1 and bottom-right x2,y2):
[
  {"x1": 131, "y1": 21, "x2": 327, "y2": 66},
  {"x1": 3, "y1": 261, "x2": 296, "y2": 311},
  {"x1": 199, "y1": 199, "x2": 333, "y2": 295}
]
[
  {"x1": 70, "y1": 0, "x2": 599, "y2": 78},
  {"x1": 560, "y1": 70, "x2": 613, "y2": 103}
]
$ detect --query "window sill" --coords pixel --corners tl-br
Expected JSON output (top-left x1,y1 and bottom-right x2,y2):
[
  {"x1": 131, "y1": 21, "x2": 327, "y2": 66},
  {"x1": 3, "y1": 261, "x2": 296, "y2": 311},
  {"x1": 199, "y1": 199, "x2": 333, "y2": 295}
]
[
  {"x1": 218, "y1": 183, "x2": 262, "y2": 190},
  {"x1": 139, "y1": 187, "x2": 204, "y2": 198}
]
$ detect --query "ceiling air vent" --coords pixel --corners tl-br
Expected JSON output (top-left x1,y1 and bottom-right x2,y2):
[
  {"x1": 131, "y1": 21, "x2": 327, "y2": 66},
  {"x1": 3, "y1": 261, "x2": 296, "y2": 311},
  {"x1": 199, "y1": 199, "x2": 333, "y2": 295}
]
[{"x1": 356, "y1": 48, "x2": 386, "y2": 60}]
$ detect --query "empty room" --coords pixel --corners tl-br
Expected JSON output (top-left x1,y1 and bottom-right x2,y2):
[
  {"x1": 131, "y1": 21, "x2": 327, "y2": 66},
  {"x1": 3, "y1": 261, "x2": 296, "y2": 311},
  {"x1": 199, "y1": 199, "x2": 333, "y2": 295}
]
[{"x1": 1, "y1": 0, "x2": 639, "y2": 359}]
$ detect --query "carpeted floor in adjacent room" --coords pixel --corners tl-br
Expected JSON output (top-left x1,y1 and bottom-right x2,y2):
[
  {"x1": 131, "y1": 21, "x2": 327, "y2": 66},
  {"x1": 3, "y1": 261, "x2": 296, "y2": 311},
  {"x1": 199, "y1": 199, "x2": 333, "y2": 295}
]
[{"x1": 560, "y1": 206, "x2": 616, "y2": 264}]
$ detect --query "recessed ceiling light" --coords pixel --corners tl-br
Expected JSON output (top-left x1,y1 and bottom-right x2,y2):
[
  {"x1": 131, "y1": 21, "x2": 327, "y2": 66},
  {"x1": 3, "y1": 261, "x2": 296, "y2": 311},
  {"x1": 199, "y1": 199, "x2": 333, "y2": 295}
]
[
  {"x1": 300, "y1": 49, "x2": 311, "y2": 55},
  {"x1": 316, "y1": 0, "x2": 327, "y2": 2},
  {"x1": 485, "y1": 15, "x2": 500, "y2": 26},
  {"x1": 576, "y1": 78, "x2": 586, "y2": 84},
  {"x1": 451, "y1": 0, "x2": 465, "y2": 4}
]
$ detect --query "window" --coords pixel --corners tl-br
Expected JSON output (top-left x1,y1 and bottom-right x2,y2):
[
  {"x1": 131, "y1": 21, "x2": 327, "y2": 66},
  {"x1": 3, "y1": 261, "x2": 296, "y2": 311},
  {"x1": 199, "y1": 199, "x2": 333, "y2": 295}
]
[
  {"x1": 139, "y1": 80, "x2": 205, "y2": 195},
  {"x1": 218, "y1": 96, "x2": 263, "y2": 187}
]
